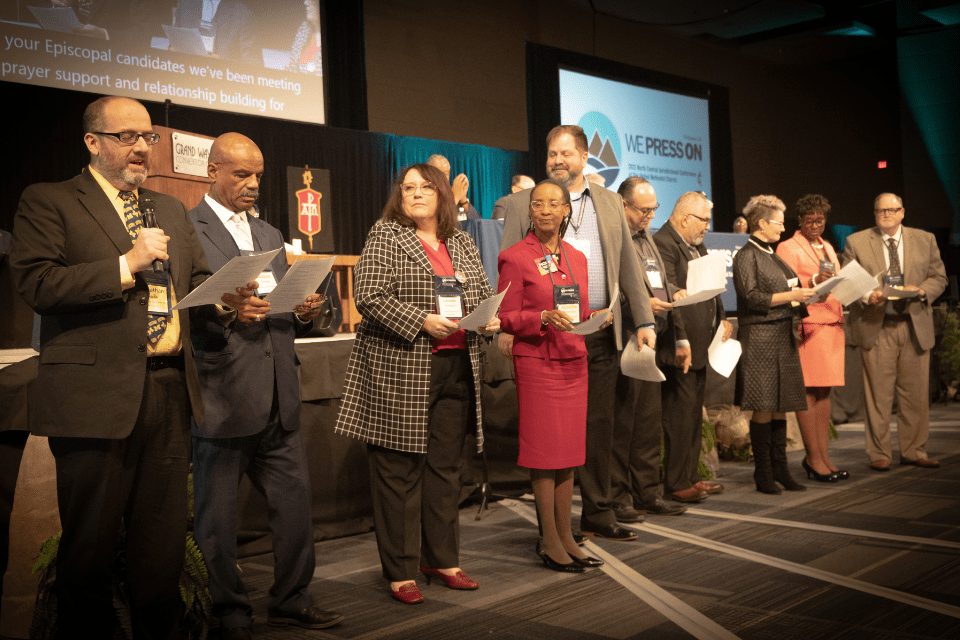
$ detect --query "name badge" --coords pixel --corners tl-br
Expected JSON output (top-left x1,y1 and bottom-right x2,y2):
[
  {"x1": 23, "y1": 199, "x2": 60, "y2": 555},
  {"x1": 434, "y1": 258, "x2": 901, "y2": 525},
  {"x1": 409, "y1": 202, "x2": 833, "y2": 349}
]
[
  {"x1": 645, "y1": 258, "x2": 664, "y2": 290},
  {"x1": 255, "y1": 269, "x2": 278, "y2": 295},
  {"x1": 566, "y1": 237, "x2": 591, "y2": 261},
  {"x1": 554, "y1": 284, "x2": 581, "y2": 324},
  {"x1": 435, "y1": 275, "x2": 465, "y2": 320},
  {"x1": 884, "y1": 274, "x2": 905, "y2": 298},
  {"x1": 143, "y1": 271, "x2": 172, "y2": 317},
  {"x1": 787, "y1": 276, "x2": 800, "y2": 307},
  {"x1": 820, "y1": 260, "x2": 835, "y2": 272}
]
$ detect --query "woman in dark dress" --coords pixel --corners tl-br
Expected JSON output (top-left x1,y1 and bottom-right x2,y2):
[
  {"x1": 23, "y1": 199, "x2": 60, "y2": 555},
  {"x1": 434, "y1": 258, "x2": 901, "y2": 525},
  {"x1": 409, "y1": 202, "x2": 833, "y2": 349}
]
[
  {"x1": 497, "y1": 180, "x2": 608, "y2": 572},
  {"x1": 733, "y1": 195, "x2": 815, "y2": 494}
]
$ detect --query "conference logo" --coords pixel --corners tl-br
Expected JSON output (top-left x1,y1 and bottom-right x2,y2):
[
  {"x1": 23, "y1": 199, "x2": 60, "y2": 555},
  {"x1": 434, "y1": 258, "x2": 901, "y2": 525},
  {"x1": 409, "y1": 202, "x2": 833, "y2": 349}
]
[{"x1": 578, "y1": 111, "x2": 620, "y2": 185}]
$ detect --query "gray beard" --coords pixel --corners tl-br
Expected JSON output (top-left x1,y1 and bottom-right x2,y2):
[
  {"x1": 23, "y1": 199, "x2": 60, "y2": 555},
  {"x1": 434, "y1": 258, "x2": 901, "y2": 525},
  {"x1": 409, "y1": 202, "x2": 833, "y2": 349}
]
[{"x1": 95, "y1": 159, "x2": 146, "y2": 190}]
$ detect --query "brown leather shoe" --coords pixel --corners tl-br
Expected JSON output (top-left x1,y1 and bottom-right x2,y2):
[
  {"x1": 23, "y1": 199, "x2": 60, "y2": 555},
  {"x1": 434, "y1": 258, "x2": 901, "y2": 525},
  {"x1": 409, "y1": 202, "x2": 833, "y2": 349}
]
[
  {"x1": 692, "y1": 481, "x2": 724, "y2": 495},
  {"x1": 869, "y1": 459, "x2": 891, "y2": 471},
  {"x1": 901, "y1": 457, "x2": 940, "y2": 468},
  {"x1": 668, "y1": 488, "x2": 706, "y2": 503}
]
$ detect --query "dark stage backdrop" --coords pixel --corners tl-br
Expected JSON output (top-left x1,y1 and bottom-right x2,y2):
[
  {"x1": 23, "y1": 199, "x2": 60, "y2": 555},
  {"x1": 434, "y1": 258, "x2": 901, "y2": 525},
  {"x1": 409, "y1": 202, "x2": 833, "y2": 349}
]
[{"x1": 0, "y1": 82, "x2": 531, "y2": 348}]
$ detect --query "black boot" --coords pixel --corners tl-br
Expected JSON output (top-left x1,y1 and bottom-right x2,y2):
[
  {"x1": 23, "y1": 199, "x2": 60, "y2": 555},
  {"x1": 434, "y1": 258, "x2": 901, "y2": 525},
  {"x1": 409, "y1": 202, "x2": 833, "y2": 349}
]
[
  {"x1": 771, "y1": 418, "x2": 806, "y2": 491},
  {"x1": 749, "y1": 421, "x2": 781, "y2": 495}
]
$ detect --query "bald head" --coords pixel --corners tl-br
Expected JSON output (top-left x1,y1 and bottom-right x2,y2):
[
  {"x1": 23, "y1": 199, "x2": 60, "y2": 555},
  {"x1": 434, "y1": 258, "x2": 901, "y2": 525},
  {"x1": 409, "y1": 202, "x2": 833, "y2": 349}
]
[
  {"x1": 669, "y1": 191, "x2": 713, "y2": 245},
  {"x1": 619, "y1": 178, "x2": 657, "y2": 233},
  {"x1": 426, "y1": 154, "x2": 451, "y2": 181},
  {"x1": 208, "y1": 133, "x2": 264, "y2": 213}
]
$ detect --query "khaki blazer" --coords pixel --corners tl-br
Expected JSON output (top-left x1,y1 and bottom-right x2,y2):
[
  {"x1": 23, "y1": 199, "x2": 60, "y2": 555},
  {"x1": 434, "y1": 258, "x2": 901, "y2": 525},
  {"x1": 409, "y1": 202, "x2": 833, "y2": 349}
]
[{"x1": 840, "y1": 226, "x2": 946, "y2": 351}]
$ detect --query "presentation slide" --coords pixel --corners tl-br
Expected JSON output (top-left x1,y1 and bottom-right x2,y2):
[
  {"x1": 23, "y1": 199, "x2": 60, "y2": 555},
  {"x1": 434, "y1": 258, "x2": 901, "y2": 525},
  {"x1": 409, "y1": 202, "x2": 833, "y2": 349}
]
[
  {"x1": 0, "y1": 0, "x2": 324, "y2": 124},
  {"x1": 559, "y1": 68, "x2": 712, "y2": 229}
]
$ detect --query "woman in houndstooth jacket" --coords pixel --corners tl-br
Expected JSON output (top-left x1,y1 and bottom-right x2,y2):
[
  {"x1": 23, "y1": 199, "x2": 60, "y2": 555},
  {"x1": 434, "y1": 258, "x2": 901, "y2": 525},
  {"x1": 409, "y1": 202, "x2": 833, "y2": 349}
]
[{"x1": 335, "y1": 164, "x2": 498, "y2": 604}]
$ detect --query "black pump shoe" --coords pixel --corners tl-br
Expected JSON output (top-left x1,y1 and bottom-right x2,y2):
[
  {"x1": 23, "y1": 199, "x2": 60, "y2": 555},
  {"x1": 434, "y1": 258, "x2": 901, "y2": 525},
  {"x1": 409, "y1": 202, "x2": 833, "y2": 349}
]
[
  {"x1": 802, "y1": 458, "x2": 839, "y2": 483},
  {"x1": 536, "y1": 542, "x2": 586, "y2": 572}
]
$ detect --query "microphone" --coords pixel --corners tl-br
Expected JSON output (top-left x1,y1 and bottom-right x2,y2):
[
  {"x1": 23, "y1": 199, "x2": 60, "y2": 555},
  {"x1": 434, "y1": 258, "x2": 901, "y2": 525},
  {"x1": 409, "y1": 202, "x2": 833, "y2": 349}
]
[{"x1": 139, "y1": 196, "x2": 163, "y2": 273}]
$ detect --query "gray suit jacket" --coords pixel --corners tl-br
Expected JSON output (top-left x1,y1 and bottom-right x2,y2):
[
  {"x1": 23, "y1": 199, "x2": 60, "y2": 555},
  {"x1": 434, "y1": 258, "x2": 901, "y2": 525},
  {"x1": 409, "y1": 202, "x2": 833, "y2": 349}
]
[
  {"x1": 10, "y1": 170, "x2": 211, "y2": 437},
  {"x1": 493, "y1": 185, "x2": 654, "y2": 348},
  {"x1": 841, "y1": 226, "x2": 946, "y2": 351},
  {"x1": 189, "y1": 199, "x2": 310, "y2": 438}
]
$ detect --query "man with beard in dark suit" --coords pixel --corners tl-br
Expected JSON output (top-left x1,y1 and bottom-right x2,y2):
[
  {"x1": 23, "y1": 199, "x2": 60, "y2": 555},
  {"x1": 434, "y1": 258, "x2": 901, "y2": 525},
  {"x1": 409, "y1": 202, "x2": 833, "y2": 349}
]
[
  {"x1": 10, "y1": 96, "x2": 214, "y2": 640},
  {"x1": 653, "y1": 192, "x2": 732, "y2": 504},
  {"x1": 188, "y1": 133, "x2": 343, "y2": 639}
]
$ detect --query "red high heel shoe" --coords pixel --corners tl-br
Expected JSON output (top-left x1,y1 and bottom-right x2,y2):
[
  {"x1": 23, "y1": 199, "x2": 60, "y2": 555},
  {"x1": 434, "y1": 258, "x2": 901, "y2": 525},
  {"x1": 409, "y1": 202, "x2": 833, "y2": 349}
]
[
  {"x1": 419, "y1": 568, "x2": 479, "y2": 590},
  {"x1": 391, "y1": 583, "x2": 424, "y2": 604}
]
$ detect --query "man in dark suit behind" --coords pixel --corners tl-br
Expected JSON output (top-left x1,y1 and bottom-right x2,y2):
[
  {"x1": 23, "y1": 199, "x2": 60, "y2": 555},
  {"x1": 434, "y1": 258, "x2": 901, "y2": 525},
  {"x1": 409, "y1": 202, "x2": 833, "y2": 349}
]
[
  {"x1": 9, "y1": 96, "x2": 213, "y2": 639},
  {"x1": 654, "y1": 192, "x2": 731, "y2": 504},
  {"x1": 610, "y1": 178, "x2": 689, "y2": 521},
  {"x1": 188, "y1": 133, "x2": 342, "y2": 639},
  {"x1": 493, "y1": 125, "x2": 656, "y2": 542}
]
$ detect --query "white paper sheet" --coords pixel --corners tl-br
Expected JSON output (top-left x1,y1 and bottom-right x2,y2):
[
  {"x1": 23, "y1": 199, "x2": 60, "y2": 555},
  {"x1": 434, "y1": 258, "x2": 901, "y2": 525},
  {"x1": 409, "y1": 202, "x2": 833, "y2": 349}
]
[
  {"x1": 672, "y1": 252, "x2": 726, "y2": 307},
  {"x1": 620, "y1": 334, "x2": 665, "y2": 382},
  {"x1": 808, "y1": 274, "x2": 844, "y2": 305},
  {"x1": 264, "y1": 256, "x2": 336, "y2": 314},
  {"x1": 458, "y1": 283, "x2": 510, "y2": 332},
  {"x1": 707, "y1": 325, "x2": 741, "y2": 378},
  {"x1": 173, "y1": 249, "x2": 281, "y2": 310},
  {"x1": 829, "y1": 260, "x2": 882, "y2": 306},
  {"x1": 569, "y1": 283, "x2": 618, "y2": 336}
]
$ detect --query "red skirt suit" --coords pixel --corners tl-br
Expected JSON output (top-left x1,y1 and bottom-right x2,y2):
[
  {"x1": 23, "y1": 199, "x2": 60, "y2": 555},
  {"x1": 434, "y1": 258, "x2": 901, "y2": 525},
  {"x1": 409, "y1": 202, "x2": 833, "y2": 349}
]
[{"x1": 498, "y1": 232, "x2": 592, "y2": 469}]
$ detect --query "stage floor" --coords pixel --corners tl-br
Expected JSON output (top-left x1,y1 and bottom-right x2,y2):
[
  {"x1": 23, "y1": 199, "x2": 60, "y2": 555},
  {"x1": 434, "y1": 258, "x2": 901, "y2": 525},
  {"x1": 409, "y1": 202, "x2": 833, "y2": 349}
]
[{"x1": 225, "y1": 405, "x2": 960, "y2": 640}]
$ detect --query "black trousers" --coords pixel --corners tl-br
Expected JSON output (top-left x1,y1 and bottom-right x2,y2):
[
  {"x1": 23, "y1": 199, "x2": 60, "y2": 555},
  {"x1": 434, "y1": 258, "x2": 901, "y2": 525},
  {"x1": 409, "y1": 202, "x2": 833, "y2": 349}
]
[
  {"x1": 192, "y1": 387, "x2": 315, "y2": 630},
  {"x1": 578, "y1": 326, "x2": 620, "y2": 530},
  {"x1": 610, "y1": 371, "x2": 663, "y2": 507},
  {"x1": 49, "y1": 367, "x2": 190, "y2": 640},
  {"x1": 0, "y1": 429, "x2": 28, "y2": 615},
  {"x1": 661, "y1": 365, "x2": 707, "y2": 493},
  {"x1": 367, "y1": 350, "x2": 471, "y2": 582}
]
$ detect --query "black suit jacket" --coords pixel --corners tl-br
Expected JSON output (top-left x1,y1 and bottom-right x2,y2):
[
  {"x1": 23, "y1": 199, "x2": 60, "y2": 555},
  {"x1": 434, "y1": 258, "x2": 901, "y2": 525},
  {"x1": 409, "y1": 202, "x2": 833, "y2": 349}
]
[
  {"x1": 9, "y1": 170, "x2": 211, "y2": 437},
  {"x1": 653, "y1": 223, "x2": 726, "y2": 370},
  {"x1": 189, "y1": 199, "x2": 311, "y2": 438},
  {"x1": 628, "y1": 229, "x2": 686, "y2": 368}
]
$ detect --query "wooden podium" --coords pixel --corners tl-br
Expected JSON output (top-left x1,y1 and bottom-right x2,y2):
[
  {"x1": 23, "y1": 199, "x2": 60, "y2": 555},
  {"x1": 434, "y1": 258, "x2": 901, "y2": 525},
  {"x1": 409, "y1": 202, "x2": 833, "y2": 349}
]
[{"x1": 142, "y1": 125, "x2": 360, "y2": 333}]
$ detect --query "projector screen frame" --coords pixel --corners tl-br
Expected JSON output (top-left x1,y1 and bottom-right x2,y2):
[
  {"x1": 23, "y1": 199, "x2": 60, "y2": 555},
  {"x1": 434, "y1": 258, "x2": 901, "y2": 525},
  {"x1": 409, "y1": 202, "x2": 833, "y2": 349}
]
[{"x1": 525, "y1": 42, "x2": 735, "y2": 230}]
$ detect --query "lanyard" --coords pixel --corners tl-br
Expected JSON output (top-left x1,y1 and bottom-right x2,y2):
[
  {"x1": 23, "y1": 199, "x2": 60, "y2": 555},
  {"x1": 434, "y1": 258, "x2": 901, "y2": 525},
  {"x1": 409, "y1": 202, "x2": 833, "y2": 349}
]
[{"x1": 568, "y1": 190, "x2": 589, "y2": 235}]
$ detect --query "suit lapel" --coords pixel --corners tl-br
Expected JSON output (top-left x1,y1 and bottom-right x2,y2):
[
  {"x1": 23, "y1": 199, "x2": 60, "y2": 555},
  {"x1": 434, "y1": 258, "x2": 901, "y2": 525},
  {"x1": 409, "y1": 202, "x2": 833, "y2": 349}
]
[
  {"x1": 77, "y1": 171, "x2": 133, "y2": 256},
  {"x1": 394, "y1": 223, "x2": 433, "y2": 274},
  {"x1": 195, "y1": 200, "x2": 241, "y2": 269}
]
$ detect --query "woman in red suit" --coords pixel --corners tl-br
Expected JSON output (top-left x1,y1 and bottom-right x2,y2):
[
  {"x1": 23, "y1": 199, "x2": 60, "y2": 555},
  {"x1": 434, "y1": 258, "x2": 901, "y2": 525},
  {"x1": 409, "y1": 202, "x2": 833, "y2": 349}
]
[
  {"x1": 776, "y1": 194, "x2": 848, "y2": 482},
  {"x1": 497, "y1": 180, "x2": 609, "y2": 572}
]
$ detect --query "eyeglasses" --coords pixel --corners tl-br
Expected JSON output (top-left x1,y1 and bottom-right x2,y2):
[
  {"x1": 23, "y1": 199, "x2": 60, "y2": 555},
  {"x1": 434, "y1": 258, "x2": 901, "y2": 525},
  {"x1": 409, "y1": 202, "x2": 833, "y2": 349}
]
[
  {"x1": 94, "y1": 131, "x2": 161, "y2": 146},
  {"x1": 687, "y1": 213, "x2": 712, "y2": 225},
  {"x1": 627, "y1": 202, "x2": 659, "y2": 217},
  {"x1": 401, "y1": 182, "x2": 436, "y2": 197},
  {"x1": 800, "y1": 216, "x2": 826, "y2": 226},
  {"x1": 530, "y1": 199, "x2": 567, "y2": 212},
  {"x1": 762, "y1": 218, "x2": 785, "y2": 228},
  {"x1": 875, "y1": 207, "x2": 903, "y2": 215}
]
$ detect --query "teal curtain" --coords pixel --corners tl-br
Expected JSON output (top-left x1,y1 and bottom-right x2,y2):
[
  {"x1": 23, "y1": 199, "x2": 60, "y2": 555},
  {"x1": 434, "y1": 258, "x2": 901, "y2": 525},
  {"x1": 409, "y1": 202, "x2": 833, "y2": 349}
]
[{"x1": 386, "y1": 135, "x2": 530, "y2": 218}]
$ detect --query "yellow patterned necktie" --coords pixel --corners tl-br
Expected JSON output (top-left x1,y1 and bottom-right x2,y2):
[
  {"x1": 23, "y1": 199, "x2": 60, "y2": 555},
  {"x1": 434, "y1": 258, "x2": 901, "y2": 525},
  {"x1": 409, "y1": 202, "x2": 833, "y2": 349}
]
[{"x1": 119, "y1": 192, "x2": 167, "y2": 342}]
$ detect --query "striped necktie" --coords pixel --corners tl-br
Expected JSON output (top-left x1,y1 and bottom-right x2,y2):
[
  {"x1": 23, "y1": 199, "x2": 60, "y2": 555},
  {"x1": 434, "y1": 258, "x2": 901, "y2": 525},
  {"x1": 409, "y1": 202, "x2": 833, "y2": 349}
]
[{"x1": 119, "y1": 192, "x2": 167, "y2": 342}]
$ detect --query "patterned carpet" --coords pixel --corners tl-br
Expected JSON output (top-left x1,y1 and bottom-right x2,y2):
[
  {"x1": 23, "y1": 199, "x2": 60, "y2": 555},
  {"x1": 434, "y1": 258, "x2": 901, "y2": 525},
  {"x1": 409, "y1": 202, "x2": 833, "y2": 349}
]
[{"x1": 231, "y1": 405, "x2": 960, "y2": 639}]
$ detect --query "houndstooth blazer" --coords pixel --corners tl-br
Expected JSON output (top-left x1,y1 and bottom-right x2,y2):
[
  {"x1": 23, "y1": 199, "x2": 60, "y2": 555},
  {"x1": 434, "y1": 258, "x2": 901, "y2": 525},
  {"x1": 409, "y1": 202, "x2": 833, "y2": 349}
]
[{"x1": 334, "y1": 220, "x2": 494, "y2": 453}]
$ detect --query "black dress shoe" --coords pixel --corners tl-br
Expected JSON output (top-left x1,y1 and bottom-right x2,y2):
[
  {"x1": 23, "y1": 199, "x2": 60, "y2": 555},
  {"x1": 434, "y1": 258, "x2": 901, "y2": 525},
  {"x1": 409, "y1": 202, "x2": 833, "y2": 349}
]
[
  {"x1": 222, "y1": 628, "x2": 252, "y2": 640},
  {"x1": 572, "y1": 532, "x2": 586, "y2": 546},
  {"x1": 637, "y1": 499, "x2": 686, "y2": 516},
  {"x1": 267, "y1": 605, "x2": 344, "y2": 629},
  {"x1": 613, "y1": 504, "x2": 644, "y2": 523},
  {"x1": 580, "y1": 524, "x2": 638, "y2": 541},
  {"x1": 572, "y1": 555, "x2": 604, "y2": 567},
  {"x1": 833, "y1": 469, "x2": 850, "y2": 480}
]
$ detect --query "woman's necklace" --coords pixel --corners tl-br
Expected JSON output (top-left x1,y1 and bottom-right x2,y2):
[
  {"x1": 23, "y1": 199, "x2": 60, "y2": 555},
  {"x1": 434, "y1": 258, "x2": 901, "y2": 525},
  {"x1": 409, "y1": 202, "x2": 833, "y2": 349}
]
[{"x1": 748, "y1": 237, "x2": 774, "y2": 254}]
